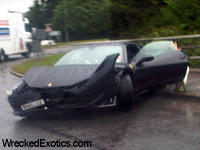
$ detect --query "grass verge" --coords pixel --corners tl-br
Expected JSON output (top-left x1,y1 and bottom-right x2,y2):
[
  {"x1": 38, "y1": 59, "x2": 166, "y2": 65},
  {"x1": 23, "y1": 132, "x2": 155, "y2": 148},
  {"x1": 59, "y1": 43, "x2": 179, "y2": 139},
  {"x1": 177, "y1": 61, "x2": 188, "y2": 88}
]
[{"x1": 12, "y1": 53, "x2": 65, "y2": 75}]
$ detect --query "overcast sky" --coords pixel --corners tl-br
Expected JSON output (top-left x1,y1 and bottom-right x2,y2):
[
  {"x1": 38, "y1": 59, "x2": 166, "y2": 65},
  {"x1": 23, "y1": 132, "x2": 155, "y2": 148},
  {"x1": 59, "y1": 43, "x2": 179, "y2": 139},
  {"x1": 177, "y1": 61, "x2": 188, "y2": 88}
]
[{"x1": 0, "y1": 0, "x2": 33, "y2": 13}]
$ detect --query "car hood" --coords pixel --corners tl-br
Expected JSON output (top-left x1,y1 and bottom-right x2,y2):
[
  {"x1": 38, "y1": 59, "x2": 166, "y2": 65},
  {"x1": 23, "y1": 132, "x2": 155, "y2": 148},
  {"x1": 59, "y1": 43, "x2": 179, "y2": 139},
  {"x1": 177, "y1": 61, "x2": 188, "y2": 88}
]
[
  {"x1": 23, "y1": 54, "x2": 119, "y2": 89},
  {"x1": 23, "y1": 65, "x2": 98, "y2": 88}
]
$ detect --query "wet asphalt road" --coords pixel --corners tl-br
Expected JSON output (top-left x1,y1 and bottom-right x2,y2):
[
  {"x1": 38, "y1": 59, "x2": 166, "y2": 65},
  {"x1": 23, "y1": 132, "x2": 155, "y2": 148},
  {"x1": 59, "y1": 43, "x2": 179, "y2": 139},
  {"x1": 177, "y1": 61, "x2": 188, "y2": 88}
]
[{"x1": 0, "y1": 55, "x2": 200, "y2": 150}]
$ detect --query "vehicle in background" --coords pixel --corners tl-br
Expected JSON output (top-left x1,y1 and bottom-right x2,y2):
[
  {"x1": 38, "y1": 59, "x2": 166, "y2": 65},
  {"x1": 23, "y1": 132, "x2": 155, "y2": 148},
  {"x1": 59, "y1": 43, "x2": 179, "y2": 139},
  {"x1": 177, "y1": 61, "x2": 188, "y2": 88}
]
[
  {"x1": 0, "y1": 11, "x2": 32, "y2": 62},
  {"x1": 41, "y1": 40, "x2": 56, "y2": 46}
]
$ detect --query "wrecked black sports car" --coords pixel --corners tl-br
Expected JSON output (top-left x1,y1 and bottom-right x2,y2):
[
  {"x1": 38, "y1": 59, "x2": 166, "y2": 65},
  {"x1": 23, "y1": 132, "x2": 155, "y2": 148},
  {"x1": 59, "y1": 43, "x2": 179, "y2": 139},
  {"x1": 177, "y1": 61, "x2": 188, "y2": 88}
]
[{"x1": 8, "y1": 41, "x2": 188, "y2": 116}]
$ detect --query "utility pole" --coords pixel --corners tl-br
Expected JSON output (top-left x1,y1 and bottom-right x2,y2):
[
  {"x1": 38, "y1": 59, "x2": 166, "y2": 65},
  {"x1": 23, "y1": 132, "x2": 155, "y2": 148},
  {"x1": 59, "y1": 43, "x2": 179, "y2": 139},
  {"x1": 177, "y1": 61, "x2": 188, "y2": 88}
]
[{"x1": 63, "y1": 0, "x2": 69, "y2": 42}]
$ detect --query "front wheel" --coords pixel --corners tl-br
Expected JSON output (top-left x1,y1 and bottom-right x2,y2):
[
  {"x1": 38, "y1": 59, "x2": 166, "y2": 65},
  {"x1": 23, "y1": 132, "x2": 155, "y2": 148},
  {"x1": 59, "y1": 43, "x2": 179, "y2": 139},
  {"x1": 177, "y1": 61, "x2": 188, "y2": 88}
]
[{"x1": 118, "y1": 74, "x2": 135, "y2": 111}]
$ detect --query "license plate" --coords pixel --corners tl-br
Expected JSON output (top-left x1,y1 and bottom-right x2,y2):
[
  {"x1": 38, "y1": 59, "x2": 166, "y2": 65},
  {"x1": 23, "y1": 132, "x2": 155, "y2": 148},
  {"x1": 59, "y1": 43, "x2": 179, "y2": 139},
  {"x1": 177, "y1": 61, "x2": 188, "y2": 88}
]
[{"x1": 21, "y1": 99, "x2": 45, "y2": 111}]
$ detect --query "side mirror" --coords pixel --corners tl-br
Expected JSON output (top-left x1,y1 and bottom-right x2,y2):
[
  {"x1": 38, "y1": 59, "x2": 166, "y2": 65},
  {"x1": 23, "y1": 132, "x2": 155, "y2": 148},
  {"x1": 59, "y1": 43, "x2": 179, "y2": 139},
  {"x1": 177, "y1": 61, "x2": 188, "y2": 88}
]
[{"x1": 136, "y1": 56, "x2": 154, "y2": 67}]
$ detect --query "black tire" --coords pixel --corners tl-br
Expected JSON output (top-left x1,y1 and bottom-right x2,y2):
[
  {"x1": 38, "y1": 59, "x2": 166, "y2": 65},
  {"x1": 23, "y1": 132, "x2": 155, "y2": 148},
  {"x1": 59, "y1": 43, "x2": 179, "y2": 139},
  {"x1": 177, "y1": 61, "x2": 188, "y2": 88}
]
[
  {"x1": 118, "y1": 74, "x2": 135, "y2": 111},
  {"x1": 23, "y1": 43, "x2": 32, "y2": 58},
  {"x1": 22, "y1": 50, "x2": 31, "y2": 58},
  {"x1": 0, "y1": 50, "x2": 7, "y2": 62}
]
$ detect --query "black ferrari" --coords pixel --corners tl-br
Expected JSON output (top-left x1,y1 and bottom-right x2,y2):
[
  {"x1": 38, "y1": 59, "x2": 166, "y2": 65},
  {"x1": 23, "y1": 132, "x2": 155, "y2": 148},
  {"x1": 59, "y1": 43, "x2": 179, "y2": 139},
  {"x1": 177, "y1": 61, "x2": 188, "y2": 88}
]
[{"x1": 8, "y1": 41, "x2": 188, "y2": 116}]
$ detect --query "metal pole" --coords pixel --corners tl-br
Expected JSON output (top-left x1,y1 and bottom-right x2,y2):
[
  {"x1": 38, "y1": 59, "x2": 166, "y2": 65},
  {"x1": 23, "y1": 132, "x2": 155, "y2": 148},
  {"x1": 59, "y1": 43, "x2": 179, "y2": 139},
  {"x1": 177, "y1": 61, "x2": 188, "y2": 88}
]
[{"x1": 64, "y1": 0, "x2": 69, "y2": 42}]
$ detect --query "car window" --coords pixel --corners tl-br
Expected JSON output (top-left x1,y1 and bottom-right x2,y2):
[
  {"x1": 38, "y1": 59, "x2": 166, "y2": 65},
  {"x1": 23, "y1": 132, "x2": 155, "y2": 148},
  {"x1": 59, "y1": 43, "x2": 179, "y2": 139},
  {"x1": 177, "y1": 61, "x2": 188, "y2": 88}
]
[
  {"x1": 25, "y1": 23, "x2": 32, "y2": 32},
  {"x1": 134, "y1": 41, "x2": 176, "y2": 61},
  {"x1": 55, "y1": 45, "x2": 123, "y2": 66}
]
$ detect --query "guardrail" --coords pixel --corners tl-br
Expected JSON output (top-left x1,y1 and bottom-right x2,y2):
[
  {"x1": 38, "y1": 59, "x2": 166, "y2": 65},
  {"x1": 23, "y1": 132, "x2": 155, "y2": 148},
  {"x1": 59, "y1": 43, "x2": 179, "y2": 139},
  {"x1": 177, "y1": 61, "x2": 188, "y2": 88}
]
[
  {"x1": 114, "y1": 34, "x2": 200, "y2": 42},
  {"x1": 70, "y1": 34, "x2": 200, "y2": 59},
  {"x1": 71, "y1": 34, "x2": 200, "y2": 46},
  {"x1": 181, "y1": 45, "x2": 200, "y2": 49},
  {"x1": 189, "y1": 56, "x2": 200, "y2": 60}
]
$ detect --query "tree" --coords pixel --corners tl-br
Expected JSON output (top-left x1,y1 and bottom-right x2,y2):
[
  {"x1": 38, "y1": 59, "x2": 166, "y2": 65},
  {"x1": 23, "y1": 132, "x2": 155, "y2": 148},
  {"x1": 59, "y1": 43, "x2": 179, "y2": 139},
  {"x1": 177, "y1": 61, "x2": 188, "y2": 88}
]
[
  {"x1": 51, "y1": 0, "x2": 111, "y2": 40},
  {"x1": 109, "y1": 0, "x2": 165, "y2": 38},
  {"x1": 26, "y1": 0, "x2": 200, "y2": 41},
  {"x1": 161, "y1": 0, "x2": 200, "y2": 33},
  {"x1": 25, "y1": 0, "x2": 61, "y2": 29}
]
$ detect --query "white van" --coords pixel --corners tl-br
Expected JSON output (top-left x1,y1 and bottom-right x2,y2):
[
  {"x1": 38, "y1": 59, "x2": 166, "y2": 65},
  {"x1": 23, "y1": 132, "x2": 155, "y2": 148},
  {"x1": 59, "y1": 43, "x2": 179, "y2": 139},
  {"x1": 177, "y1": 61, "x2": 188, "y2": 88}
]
[{"x1": 0, "y1": 11, "x2": 32, "y2": 61}]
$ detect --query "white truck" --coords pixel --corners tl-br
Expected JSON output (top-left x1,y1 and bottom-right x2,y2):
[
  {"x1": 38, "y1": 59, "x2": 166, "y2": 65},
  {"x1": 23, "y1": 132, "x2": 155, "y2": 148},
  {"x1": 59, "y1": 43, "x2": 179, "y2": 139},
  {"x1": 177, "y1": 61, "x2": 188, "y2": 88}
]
[{"x1": 0, "y1": 11, "x2": 32, "y2": 61}]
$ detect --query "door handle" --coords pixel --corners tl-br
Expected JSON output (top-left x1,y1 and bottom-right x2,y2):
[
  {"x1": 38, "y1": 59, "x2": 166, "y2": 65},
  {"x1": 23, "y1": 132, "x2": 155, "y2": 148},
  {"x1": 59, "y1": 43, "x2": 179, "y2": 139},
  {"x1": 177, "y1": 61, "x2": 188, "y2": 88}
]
[{"x1": 180, "y1": 55, "x2": 185, "y2": 59}]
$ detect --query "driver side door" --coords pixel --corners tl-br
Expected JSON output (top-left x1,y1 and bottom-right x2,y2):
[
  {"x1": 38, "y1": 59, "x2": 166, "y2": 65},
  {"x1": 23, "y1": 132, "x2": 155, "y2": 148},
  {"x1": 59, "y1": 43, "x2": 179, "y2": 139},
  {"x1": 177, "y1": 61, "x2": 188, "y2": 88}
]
[
  {"x1": 128, "y1": 47, "x2": 156, "y2": 92},
  {"x1": 134, "y1": 41, "x2": 188, "y2": 89}
]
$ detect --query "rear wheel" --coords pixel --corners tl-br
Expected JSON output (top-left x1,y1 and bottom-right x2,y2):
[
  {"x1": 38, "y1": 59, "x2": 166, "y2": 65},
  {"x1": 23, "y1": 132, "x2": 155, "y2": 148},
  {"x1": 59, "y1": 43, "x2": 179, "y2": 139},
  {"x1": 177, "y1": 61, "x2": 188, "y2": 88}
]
[
  {"x1": 0, "y1": 50, "x2": 7, "y2": 62},
  {"x1": 22, "y1": 44, "x2": 32, "y2": 58},
  {"x1": 118, "y1": 74, "x2": 135, "y2": 111},
  {"x1": 22, "y1": 50, "x2": 31, "y2": 58}
]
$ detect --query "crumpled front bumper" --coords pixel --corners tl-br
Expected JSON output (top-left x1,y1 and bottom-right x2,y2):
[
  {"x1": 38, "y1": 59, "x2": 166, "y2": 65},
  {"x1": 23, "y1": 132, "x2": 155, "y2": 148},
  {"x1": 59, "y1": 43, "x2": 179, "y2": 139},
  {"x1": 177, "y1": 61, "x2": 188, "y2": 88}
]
[{"x1": 8, "y1": 82, "x2": 118, "y2": 116}]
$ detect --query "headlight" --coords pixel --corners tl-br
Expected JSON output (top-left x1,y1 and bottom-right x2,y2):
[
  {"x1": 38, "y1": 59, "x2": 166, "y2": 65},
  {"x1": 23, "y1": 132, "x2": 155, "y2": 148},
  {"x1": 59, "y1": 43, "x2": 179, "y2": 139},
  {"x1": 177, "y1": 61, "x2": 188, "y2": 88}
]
[
  {"x1": 7, "y1": 79, "x2": 27, "y2": 96},
  {"x1": 11, "y1": 78, "x2": 26, "y2": 93}
]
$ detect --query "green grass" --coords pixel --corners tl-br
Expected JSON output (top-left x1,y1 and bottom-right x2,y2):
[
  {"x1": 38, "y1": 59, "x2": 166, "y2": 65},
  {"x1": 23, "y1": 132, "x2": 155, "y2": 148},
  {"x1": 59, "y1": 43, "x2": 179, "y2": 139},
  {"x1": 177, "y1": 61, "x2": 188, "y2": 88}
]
[
  {"x1": 189, "y1": 59, "x2": 200, "y2": 68},
  {"x1": 12, "y1": 53, "x2": 65, "y2": 75}
]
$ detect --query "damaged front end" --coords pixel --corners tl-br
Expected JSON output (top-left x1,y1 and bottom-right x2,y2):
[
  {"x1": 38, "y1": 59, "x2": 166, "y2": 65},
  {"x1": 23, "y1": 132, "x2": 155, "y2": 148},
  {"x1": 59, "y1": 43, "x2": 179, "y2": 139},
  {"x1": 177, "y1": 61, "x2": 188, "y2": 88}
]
[{"x1": 8, "y1": 54, "x2": 120, "y2": 116}]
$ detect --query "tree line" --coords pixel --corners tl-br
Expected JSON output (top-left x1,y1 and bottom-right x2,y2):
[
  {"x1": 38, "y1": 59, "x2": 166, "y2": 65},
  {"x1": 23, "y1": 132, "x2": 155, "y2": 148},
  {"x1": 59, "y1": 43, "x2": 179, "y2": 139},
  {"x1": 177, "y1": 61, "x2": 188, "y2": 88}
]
[{"x1": 25, "y1": 0, "x2": 200, "y2": 41}]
